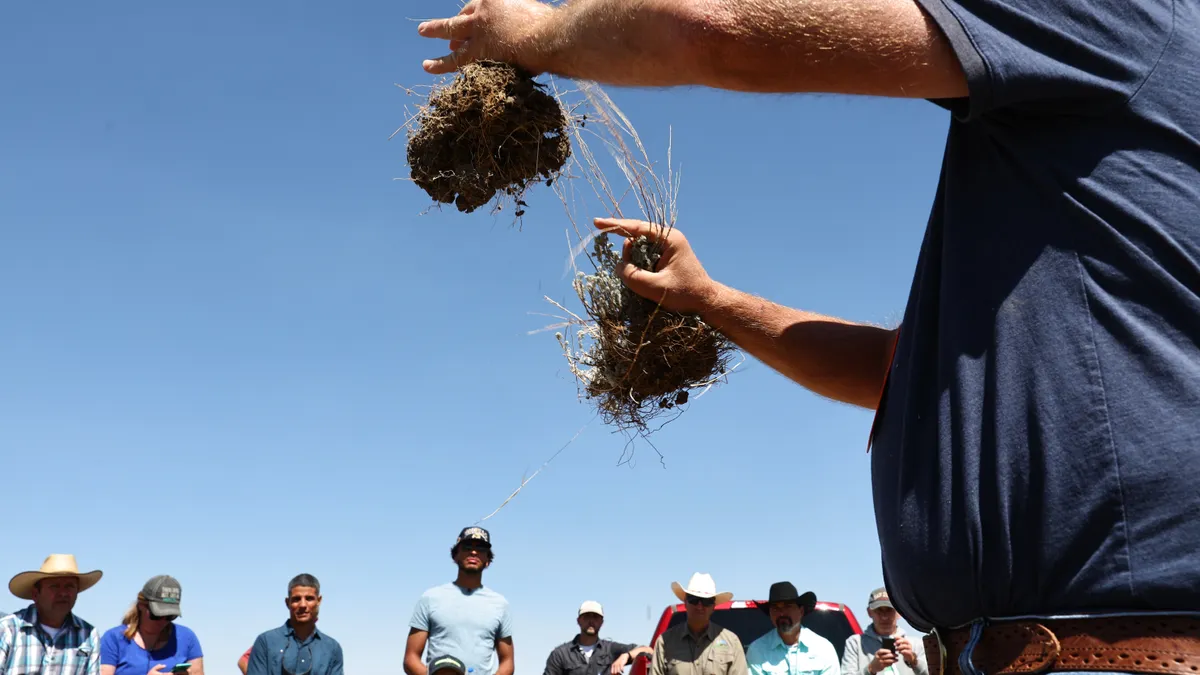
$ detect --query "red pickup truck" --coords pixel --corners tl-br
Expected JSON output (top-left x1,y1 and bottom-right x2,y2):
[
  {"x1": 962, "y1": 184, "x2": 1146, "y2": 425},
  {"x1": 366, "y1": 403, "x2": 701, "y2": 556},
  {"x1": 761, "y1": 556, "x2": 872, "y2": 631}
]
[{"x1": 630, "y1": 599, "x2": 864, "y2": 675}]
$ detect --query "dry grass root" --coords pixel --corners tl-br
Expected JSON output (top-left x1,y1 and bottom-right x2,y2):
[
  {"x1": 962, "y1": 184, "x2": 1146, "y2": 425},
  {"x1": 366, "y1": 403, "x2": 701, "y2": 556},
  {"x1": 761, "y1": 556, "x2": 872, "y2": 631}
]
[{"x1": 405, "y1": 61, "x2": 571, "y2": 214}]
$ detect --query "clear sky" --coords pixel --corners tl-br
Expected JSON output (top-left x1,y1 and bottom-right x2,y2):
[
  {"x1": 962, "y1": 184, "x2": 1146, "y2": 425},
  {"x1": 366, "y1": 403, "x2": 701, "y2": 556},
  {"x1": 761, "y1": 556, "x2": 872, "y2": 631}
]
[{"x1": 1, "y1": 0, "x2": 950, "y2": 672}]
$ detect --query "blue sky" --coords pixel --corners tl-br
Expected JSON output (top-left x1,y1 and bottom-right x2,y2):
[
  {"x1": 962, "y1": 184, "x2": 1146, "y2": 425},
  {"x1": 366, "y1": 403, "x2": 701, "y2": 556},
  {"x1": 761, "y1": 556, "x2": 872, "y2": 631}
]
[{"x1": 1, "y1": 0, "x2": 950, "y2": 671}]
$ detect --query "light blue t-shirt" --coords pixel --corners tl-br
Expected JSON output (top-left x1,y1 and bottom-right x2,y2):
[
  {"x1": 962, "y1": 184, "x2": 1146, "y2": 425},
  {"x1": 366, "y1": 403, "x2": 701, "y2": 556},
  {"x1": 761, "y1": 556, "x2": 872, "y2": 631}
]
[
  {"x1": 410, "y1": 583, "x2": 512, "y2": 675},
  {"x1": 100, "y1": 624, "x2": 203, "y2": 675}
]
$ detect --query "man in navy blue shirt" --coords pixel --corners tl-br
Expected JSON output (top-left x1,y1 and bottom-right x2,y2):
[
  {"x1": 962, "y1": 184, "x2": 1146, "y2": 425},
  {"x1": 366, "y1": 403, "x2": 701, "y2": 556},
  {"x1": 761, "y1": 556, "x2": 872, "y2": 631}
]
[{"x1": 418, "y1": 0, "x2": 1200, "y2": 672}]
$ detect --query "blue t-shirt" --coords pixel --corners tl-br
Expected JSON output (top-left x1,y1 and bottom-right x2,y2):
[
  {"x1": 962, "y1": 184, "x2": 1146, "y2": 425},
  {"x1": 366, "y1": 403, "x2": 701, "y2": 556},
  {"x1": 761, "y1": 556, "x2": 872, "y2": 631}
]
[
  {"x1": 410, "y1": 583, "x2": 512, "y2": 675},
  {"x1": 870, "y1": 0, "x2": 1200, "y2": 632},
  {"x1": 100, "y1": 624, "x2": 203, "y2": 675}
]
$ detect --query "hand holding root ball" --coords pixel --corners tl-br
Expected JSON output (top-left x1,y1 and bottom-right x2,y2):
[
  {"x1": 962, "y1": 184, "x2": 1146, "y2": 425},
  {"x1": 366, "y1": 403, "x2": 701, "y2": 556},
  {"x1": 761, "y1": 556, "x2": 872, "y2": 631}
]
[
  {"x1": 593, "y1": 217, "x2": 720, "y2": 317},
  {"x1": 417, "y1": 0, "x2": 553, "y2": 76}
]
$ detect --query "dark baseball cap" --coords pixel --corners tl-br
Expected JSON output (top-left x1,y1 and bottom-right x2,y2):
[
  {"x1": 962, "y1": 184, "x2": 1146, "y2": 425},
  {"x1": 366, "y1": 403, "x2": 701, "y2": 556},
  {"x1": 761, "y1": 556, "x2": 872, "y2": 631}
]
[
  {"x1": 429, "y1": 656, "x2": 467, "y2": 675},
  {"x1": 455, "y1": 526, "x2": 491, "y2": 548},
  {"x1": 142, "y1": 575, "x2": 183, "y2": 618}
]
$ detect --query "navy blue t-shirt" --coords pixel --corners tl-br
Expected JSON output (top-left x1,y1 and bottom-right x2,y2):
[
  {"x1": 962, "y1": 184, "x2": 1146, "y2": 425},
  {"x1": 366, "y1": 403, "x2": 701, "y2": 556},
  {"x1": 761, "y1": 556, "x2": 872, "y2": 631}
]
[{"x1": 870, "y1": 0, "x2": 1200, "y2": 632}]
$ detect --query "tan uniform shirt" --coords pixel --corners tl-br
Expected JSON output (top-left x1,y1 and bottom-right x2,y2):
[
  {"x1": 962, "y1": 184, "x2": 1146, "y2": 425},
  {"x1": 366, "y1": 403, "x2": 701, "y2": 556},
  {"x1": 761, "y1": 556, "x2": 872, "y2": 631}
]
[{"x1": 651, "y1": 621, "x2": 748, "y2": 675}]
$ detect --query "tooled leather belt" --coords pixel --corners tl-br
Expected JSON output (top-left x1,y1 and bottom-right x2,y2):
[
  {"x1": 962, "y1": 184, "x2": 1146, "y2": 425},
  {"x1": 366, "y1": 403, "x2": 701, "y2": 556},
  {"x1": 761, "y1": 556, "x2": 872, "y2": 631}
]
[{"x1": 924, "y1": 617, "x2": 1200, "y2": 675}]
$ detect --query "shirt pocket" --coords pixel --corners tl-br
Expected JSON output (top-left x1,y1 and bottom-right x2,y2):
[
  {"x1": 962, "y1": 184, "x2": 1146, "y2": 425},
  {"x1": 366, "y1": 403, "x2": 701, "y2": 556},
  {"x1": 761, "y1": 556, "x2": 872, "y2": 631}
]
[
  {"x1": 71, "y1": 646, "x2": 93, "y2": 675},
  {"x1": 706, "y1": 650, "x2": 737, "y2": 674}
]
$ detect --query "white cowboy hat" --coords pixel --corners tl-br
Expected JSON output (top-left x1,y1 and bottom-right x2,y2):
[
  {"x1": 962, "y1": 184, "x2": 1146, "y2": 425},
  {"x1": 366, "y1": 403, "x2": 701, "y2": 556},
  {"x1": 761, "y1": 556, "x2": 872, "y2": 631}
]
[
  {"x1": 9, "y1": 554, "x2": 103, "y2": 600},
  {"x1": 671, "y1": 572, "x2": 733, "y2": 605}
]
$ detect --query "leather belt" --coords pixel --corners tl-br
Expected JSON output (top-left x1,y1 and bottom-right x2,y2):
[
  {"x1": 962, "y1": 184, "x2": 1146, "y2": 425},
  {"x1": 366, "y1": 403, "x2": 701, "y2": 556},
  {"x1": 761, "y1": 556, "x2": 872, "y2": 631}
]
[{"x1": 924, "y1": 617, "x2": 1200, "y2": 675}]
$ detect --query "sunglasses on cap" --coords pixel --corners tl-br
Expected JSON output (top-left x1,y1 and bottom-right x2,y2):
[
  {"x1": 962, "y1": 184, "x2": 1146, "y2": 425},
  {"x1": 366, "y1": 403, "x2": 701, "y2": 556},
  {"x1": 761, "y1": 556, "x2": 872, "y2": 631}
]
[{"x1": 685, "y1": 594, "x2": 716, "y2": 607}]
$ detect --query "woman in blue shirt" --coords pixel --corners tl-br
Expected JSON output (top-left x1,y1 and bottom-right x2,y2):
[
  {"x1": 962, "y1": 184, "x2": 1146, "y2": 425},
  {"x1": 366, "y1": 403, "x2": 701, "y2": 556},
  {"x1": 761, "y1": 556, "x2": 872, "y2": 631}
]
[{"x1": 100, "y1": 575, "x2": 204, "y2": 675}]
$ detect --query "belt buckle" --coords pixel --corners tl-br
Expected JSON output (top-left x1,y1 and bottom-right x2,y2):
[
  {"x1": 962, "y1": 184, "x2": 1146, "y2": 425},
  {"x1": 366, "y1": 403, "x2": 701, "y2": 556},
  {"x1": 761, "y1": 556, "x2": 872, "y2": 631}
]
[{"x1": 931, "y1": 628, "x2": 948, "y2": 675}]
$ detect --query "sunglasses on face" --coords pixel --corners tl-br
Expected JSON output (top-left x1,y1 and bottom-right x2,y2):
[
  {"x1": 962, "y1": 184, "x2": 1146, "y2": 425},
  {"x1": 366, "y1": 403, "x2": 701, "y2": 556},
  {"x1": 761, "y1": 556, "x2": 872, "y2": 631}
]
[
  {"x1": 685, "y1": 595, "x2": 716, "y2": 607},
  {"x1": 149, "y1": 612, "x2": 176, "y2": 622}
]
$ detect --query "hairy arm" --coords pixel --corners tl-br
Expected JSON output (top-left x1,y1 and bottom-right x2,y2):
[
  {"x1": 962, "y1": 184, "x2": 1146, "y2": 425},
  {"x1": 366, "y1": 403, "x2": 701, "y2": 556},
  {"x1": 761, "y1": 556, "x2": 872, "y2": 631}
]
[
  {"x1": 533, "y1": 0, "x2": 966, "y2": 97},
  {"x1": 703, "y1": 283, "x2": 897, "y2": 408}
]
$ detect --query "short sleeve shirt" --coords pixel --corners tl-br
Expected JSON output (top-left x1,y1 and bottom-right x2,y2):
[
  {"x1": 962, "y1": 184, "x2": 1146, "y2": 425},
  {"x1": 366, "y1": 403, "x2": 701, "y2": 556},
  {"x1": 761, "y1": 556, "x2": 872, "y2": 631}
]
[
  {"x1": 410, "y1": 583, "x2": 513, "y2": 675},
  {"x1": 870, "y1": 0, "x2": 1200, "y2": 632},
  {"x1": 100, "y1": 625, "x2": 203, "y2": 675}
]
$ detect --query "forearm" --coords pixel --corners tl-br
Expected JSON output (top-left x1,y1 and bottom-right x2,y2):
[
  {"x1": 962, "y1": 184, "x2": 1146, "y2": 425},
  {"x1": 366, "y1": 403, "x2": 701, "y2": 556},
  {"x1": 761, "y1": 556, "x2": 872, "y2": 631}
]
[
  {"x1": 703, "y1": 282, "x2": 896, "y2": 408},
  {"x1": 532, "y1": 0, "x2": 963, "y2": 96},
  {"x1": 404, "y1": 654, "x2": 428, "y2": 675}
]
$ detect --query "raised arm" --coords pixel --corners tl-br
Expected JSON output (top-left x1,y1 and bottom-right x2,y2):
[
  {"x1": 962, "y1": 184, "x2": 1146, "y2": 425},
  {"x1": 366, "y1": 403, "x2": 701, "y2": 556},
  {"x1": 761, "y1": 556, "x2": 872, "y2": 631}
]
[
  {"x1": 595, "y1": 219, "x2": 895, "y2": 409},
  {"x1": 418, "y1": 0, "x2": 966, "y2": 98}
]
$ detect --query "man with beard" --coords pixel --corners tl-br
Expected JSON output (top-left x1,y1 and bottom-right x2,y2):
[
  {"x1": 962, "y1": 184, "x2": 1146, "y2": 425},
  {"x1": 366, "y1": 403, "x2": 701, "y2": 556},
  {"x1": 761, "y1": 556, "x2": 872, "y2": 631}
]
[
  {"x1": 405, "y1": 527, "x2": 514, "y2": 675},
  {"x1": 0, "y1": 554, "x2": 103, "y2": 675},
  {"x1": 746, "y1": 583, "x2": 837, "y2": 675},
  {"x1": 246, "y1": 574, "x2": 344, "y2": 675},
  {"x1": 840, "y1": 589, "x2": 926, "y2": 675},
  {"x1": 651, "y1": 573, "x2": 746, "y2": 675},
  {"x1": 543, "y1": 601, "x2": 653, "y2": 675}
]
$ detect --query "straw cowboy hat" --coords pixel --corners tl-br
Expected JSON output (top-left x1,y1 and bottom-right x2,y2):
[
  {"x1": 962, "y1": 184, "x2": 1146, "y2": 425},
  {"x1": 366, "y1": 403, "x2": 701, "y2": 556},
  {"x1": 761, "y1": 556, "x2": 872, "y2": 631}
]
[
  {"x1": 9, "y1": 554, "x2": 103, "y2": 600},
  {"x1": 671, "y1": 573, "x2": 734, "y2": 605}
]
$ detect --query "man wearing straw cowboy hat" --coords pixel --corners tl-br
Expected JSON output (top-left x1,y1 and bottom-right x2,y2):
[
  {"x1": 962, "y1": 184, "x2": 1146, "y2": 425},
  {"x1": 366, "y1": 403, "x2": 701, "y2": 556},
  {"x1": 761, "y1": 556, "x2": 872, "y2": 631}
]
[
  {"x1": 0, "y1": 554, "x2": 103, "y2": 675},
  {"x1": 650, "y1": 573, "x2": 746, "y2": 675},
  {"x1": 746, "y1": 582, "x2": 838, "y2": 675}
]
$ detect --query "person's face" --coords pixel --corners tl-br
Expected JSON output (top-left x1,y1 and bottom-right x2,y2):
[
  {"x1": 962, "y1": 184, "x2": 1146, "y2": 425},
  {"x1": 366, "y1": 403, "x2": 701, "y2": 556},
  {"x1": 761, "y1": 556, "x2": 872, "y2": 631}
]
[
  {"x1": 684, "y1": 594, "x2": 715, "y2": 625},
  {"x1": 286, "y1": 585, "x2": 321, "y2": 625},
  {"x1": 31, "y1": 577, "x2": 79, "y2": 620},
  {"x1": 769, "y1": 602, "x2": 804, "y2": 634},
  {"x1": 869, "y1": 606, "x2": 898, "y2": 633},
  {"x1": 454, "y1": 540, "x2": 491, "y2": 572},
  {"x1": 577, "y1": 612, "x2": 604, "y2": 636},
  {"x1": 140, "y1": 602, "x2": 177, "y2": 629}
]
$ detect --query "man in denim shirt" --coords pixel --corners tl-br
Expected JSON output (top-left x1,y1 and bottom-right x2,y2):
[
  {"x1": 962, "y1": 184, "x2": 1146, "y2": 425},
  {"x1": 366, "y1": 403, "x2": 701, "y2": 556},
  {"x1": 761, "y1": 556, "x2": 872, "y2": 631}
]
[{"x1": 247, "y1": 574, "x2": 344, "y2": 675}]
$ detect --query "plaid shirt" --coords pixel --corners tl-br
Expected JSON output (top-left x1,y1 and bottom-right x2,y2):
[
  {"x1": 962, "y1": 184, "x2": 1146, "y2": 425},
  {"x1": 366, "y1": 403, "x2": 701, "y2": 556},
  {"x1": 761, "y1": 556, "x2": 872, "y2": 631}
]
[{"x1": 0, "y1": 605, "x2": 100, "y2": 675}]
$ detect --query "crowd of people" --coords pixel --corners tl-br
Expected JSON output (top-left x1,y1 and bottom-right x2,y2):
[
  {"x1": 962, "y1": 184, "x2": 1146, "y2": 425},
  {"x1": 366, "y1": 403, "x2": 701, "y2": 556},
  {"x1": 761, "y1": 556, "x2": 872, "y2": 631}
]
[{"x1": 0, "y1": 530, "x2": 930, "y2": 675}]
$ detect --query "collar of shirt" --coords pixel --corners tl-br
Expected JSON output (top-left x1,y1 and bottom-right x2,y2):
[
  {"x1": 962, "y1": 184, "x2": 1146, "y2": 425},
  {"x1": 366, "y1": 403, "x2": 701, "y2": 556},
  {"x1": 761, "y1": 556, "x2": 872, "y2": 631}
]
[
  {"x1": 282, "y1": 622, "x2": 325, "y2": 645},
  {"x1": 13, "y1": 605, "x2": 85, "y2": 633},
  {"x1": 764, "y1": 628, "x2": 820, "y2": 655},
  {"x1": 864, "y1": 626, "x2": 907, "y2": 640},
  {"x1": 682, "y1": 622, "x2": 722, "y2": 645}
]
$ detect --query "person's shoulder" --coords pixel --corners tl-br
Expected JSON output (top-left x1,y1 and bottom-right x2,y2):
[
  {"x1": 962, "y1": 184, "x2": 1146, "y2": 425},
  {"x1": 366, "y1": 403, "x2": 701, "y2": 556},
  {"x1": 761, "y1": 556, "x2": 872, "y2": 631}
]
[
  {"x1": 714, "y1": 626, "x2": 744, "y2": 650},
  {"x1": 173, "y1": 624, "x2": 201, "y2": 642},
  {"x1": 318, "y1": 630, "x2": 343, "y2": 649},
  {"x1": 744, "y1": 630, "x2": 772, "y2": 653},
  {"x1": 421, "y1": 582, "x2": 456, "y2": 598},
  {"x1": 100, "y1": 625, "x2": 128, "y2": 641},
  {"x1": 72, "y1": 614, "x2": 98, "y2": 634}
]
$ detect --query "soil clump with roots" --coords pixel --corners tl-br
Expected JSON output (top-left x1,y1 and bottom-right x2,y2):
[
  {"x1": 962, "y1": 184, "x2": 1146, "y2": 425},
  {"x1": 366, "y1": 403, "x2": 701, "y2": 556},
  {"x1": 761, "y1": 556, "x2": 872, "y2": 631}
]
[{"x1": 406, "y1": 61, "x2": 570, "y2": 214}]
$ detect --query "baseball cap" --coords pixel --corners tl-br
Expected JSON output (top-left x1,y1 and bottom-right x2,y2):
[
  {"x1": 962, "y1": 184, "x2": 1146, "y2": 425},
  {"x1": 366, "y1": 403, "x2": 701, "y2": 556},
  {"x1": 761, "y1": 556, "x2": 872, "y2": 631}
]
[
  {"x1": 578, "y1": 600, "x2": 604, "y2": 617},
  {"x1": 429, "y1": 656, "x2": 467, "y2": 675},
  {"x1": 455, "y1": 526, "x2": 491, "y2": 548},
  {"x1": 142, "y1": 575, "x2": 183, "y2": 618},
  {"x1": 867, "y1": 587, "x2": 893, "y2": 610}
]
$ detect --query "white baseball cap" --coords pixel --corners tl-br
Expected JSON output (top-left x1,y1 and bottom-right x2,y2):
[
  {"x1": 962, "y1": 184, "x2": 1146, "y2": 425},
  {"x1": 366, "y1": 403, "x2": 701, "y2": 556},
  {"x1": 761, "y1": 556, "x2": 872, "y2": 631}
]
[{"x1": 578, "y1": 600, "x2": 604, "y2": 617}]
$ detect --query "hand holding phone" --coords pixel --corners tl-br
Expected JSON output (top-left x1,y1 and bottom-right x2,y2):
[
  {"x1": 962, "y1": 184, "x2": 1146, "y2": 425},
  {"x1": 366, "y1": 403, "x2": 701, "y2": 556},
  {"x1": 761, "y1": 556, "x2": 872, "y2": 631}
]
[
  {"x1": 171, "y1": 664, "x2": 192, "y2": 673},
  {"x1": 881, "y1": 637, "x2": 896, "y2": 654}
]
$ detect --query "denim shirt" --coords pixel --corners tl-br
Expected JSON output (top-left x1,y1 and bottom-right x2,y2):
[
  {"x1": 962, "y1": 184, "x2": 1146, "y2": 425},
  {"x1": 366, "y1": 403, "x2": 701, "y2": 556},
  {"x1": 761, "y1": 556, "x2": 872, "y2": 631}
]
[{"x1": 246, "y1": 623, "x2": 343, "y2": 675}]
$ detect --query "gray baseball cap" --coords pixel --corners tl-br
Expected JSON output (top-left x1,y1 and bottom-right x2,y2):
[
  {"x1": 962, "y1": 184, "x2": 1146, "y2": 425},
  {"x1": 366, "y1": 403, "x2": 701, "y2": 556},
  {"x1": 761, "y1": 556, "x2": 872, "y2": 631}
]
[{"x1": 142, "y1": 575, "x2": 183, "y2": 618}]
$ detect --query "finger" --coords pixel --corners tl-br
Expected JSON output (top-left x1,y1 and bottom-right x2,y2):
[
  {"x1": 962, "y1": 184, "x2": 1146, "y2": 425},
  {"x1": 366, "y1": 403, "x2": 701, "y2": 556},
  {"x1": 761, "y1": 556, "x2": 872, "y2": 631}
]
[
  {"x1": 594, "y1": 217, "x2": 656, "y2": 240},
  {"x1": 417, "y1": 12, "x2": 475, "y2": 40},
  {"x1": 423, "y1": 47, "x2": 473, "y2": 74}
]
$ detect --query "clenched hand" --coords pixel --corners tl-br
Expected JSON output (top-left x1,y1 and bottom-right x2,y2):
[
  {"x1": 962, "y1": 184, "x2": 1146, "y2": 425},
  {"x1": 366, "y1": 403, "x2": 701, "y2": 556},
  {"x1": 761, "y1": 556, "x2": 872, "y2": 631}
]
[
  {"x1": 417, "y1": 0, "x2": 554, "y2": 75},
  {"x1": 593, "y1": 217, "x2": 720, "y2": 316}
]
